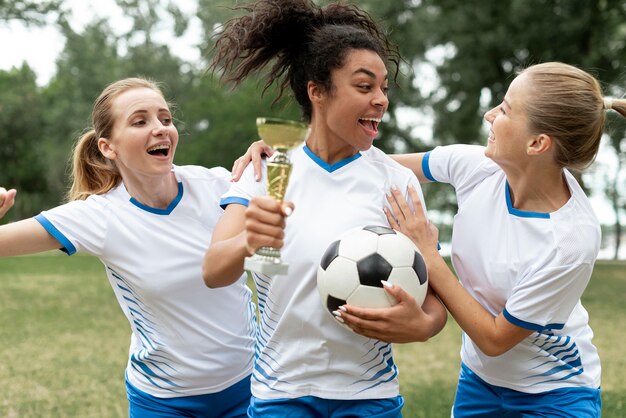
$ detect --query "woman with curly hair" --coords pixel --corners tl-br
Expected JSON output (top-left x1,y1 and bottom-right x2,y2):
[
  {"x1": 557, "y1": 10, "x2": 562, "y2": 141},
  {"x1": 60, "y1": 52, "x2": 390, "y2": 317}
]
[{"x1": 203, "y1": 0, "x2": 447, "y2": 417}]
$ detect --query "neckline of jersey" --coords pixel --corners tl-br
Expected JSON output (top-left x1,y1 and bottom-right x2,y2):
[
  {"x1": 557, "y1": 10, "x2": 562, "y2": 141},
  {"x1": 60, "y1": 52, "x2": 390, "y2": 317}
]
[
  {"x1": 129, "y1": 181, "x2": 184, "y2": 215},
  {"x1": 302, "y1": 144, "x2": 362, "y2": 173},
  {"x1": 505, "y1": 181, "x2": 550, "y2": 219}
]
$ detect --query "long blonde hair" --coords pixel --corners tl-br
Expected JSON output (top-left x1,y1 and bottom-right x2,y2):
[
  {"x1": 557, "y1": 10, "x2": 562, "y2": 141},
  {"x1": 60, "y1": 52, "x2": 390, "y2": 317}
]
[
  {"x1": 521, "y1": 62, "x2": 626, "y2": 171},
  {"x1": 67, "y1": 78, "x2": 165, "y2": 201}
]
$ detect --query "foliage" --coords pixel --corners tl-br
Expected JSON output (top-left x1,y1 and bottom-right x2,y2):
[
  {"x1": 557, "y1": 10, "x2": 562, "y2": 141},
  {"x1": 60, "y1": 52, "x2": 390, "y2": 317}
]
[
  {"x1": 0, "y1": 0, "x2": 61, "y2": 24},
  {"x1": 0, "y1": 66, "x2": 48, "y2": 221},
  {"x1": 2, "y1": 0, "x2": 625, "y2": 255}
]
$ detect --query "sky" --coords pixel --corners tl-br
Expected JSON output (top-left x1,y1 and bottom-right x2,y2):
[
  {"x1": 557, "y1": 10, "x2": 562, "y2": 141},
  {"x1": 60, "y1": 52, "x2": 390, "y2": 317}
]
[
  {"x1": 0, "y1": 0, "x2": 623, "y2": 258},
  {"x1": 0, "y1": 0, "x2": 202, "y2": 85}
]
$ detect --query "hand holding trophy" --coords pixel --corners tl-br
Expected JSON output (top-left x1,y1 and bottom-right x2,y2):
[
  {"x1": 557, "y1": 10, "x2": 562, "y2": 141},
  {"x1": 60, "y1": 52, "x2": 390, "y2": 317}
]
[{"x1": 244, "y1": 117, "x2": 309, "y2": 275}]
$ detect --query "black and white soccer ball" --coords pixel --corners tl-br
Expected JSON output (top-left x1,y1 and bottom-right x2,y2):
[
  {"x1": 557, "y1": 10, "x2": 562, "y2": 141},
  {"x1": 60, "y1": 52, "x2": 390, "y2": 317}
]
[{"x1": 317, "y1": 225, "x2": 428, "y2": 317}]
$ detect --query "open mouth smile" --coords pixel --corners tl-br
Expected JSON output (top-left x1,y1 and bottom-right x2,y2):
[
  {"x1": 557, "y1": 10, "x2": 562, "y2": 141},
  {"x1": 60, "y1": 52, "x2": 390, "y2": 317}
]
[{"x1": 147, "y1": 143, "x2": 171, "y2": 157}]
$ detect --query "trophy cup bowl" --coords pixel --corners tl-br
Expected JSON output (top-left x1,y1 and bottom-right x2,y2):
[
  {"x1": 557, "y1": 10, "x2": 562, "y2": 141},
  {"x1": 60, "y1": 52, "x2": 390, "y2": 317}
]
[{"x1": 243, "y1": 117, "x2": 309, "y2": 276}]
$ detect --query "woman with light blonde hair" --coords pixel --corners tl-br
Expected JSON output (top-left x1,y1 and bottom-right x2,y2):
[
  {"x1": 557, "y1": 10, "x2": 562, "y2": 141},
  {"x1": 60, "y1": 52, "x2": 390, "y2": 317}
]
[{"x1": 0, "y1": 77, "x2": 256, "y2": 418}]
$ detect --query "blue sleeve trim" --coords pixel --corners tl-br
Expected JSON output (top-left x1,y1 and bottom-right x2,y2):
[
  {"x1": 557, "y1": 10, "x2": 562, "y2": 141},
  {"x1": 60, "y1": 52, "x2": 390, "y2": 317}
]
[
  {"x1": 34, "y1": 214, "x2": 76, "y2": 255},
  {"x1": 422, "y1": 151, "x2": 437, "y2": 182},
  {"x1": 503, "y1": 308, "x2": 564, "y2": 331},
  {"x1": 219, "y1": 196, "x2": 250, "y2": 210}
]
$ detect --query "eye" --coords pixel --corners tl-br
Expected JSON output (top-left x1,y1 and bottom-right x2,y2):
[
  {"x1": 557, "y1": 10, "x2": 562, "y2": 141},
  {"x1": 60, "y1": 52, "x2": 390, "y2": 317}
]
[
  {"x1": 499, "y1": 106, "x2": 506, "y2": 115},
  {"x1": 162, "y1": 117, "x2": 173, "y2": 125},
  {"x1": 358, "y1": 84, "x2": 372, "y2": 91},
  {"x1": 132, "y1": 119, "x2": 146, "y2": 126},
  {"x1": 382, "y1": 86, "x2": 389, "y2": 96}
]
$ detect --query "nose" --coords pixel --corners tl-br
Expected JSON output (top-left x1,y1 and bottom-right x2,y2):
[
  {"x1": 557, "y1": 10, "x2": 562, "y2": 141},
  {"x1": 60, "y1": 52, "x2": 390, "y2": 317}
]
[
  {"x1": 151, "y1": 119, "x2": 168, "y2": 136},
  {"x1": 373, "y1": 87, "x2": 389, "y2": 109},
  {"x1": 484, "y1": 106, "x2": 497, "y2": 124}
]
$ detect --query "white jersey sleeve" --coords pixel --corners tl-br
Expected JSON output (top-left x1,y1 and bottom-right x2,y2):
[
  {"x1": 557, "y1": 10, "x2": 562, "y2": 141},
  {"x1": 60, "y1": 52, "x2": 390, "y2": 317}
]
[
  {"x1": 220, "y1": 162, "x2": 267, "y2": 207},
  {"x1": 423, "y1": 144, "x2": 498, "y2": 205},
  {"x1": 505, "y1": 262, "x2": 593, "y2": 330},
  {"x1": 35, "y1": 196, "x2": 110, "y2": 256}
]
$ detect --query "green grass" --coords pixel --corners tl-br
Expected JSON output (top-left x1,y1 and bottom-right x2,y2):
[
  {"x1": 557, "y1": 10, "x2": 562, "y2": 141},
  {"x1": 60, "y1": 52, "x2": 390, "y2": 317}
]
[{"x1": 0, "y1": 255, "x2": 624, "y2": 417}]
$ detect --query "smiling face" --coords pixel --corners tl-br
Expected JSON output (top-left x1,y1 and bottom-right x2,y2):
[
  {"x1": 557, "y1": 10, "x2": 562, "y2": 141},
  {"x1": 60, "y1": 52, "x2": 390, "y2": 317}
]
[
  {"x1": 483, "y1": 73, "x2": 534, "y2": 170},
  {"x1": 311, "y1": 49, "x2": 389, "y2": 158},
  {"x1": 98, "y1": 87, "x2": 178, "y2": 182}
]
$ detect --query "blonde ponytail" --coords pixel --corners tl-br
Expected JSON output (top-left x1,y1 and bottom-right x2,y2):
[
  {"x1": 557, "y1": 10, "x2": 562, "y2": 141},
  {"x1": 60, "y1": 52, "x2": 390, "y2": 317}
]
[{"x1": 66, "y1": 130, "x2": 121, "y2": 201}]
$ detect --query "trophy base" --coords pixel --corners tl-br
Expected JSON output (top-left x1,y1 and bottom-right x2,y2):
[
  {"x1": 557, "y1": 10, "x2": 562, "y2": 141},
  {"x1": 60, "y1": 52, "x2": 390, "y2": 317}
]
[{"x1": 244, "y1": 255, "x2": 289, "y2": 276}]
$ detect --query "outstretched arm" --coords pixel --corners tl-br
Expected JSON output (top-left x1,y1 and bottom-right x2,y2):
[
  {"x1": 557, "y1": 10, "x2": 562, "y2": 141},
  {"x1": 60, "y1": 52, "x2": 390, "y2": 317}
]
[
  {"x1": 385, "y1": 186, "x2": 532, "y2": 356},
  {"x1": 389, "y1": 153, "x2": 432, "y2": 183},
  {"x1": 231, "y1": 145, "x2": 432, "y2": 184},
  {"x1": 0, "y1": 188, "x2": 63, "y2": 257}
]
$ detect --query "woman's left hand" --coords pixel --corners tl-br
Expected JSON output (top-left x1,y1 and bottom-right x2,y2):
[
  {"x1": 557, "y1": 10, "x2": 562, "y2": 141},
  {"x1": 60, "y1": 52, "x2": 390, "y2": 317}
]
[
  {"x1": 384, "y1": 185, "x2": 439, "y2": 259},
  {"x1": 336, "y1": 283, "x2": 437, "y2": 343}
]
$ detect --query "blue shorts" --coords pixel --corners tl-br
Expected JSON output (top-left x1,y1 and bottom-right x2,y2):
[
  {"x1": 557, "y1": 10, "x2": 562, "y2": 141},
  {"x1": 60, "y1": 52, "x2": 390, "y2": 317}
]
[
  {"x1": 127, "y1": 375, "x2": 251, "y2": 418},
  {"x1": 453, "y1": 363, "x2": 601, "y2": 417},
  {"x1": 248, "y1": 394, "x2": 404, "y2": 418}
]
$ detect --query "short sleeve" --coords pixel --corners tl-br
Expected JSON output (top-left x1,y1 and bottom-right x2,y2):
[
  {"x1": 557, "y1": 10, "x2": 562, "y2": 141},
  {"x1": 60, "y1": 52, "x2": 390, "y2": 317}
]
[
  {"x1": 35, "y1": 197, "x2": 109, "y2": 256},
  {"x1": 424, "y1": 145, "x2": 499, "y2": 205},
  {"x1": 503, "y1": 262, "x2": 593, "y2": 331},
  {"x1": 220, "y1": 161, "x2": 267, "y2": 208}
]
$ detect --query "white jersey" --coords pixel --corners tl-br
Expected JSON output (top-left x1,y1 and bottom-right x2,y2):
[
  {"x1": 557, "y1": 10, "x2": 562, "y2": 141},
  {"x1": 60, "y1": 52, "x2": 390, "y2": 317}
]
[
  {"x1": 35, "y1": 165, "x2": 256, "y2": 398},
  {"x1": 423, "y1": 145, "x2": 601, "y2": 393},
  {"x1": 221, "y1": 144, "x2": 426, "y2": 400}
]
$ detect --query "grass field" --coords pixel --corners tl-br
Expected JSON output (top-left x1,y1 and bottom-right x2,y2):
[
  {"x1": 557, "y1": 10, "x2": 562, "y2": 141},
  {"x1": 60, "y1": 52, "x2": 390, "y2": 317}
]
[{"x1": 0, "y1": 254, "x2": 624, "y2": 417}]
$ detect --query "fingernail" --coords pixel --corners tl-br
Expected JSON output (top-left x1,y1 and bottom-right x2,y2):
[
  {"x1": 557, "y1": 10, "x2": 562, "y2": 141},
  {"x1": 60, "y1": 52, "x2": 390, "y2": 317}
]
[
  {"x1": 332, "y1": 310, "x2": 341, "y2": 317},
  {"x1": 381, "y1": 280, "x2": 393, "y2": 289},
  {"x1": 284, "y1": 206, "x2": 293, "y2": 217},
  {"x1": 339, "y1": 305, "x2": 347, "y2": 312},
  {"x1": 390, "y1": 185, "x2": 398, "y2": 192},
  {"x1": 335, "y1": 316, "x2": 345, "y2": 324}
]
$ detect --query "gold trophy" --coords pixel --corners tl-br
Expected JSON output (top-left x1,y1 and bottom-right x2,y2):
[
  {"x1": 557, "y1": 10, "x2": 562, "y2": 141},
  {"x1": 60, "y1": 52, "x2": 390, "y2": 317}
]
[{"x1": 244, "y1": 117, "x2": 309, "y2": 275}]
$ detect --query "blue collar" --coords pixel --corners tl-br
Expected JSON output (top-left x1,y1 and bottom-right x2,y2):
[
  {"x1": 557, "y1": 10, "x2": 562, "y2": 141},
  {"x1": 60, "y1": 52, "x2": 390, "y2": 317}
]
[
  {"x1": 505, "y1": 181, "x2": 550, "y2": 219},
  {"x1": 303, "y1": 145, "x2": 362, "y2": 173},
  {"x1": 129, "y1": 182, "x2": 183, "y2": 215}
]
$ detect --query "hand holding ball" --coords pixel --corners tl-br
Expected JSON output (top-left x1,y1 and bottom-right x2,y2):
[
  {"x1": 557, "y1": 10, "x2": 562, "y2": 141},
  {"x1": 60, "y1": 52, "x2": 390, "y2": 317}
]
[{"x1": 317, "y1": 225, "x2": 428, "y2": 318}]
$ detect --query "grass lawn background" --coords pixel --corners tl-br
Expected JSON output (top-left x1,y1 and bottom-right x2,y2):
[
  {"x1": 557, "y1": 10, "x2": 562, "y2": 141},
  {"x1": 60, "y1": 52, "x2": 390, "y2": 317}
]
[{"x1": 0, "y1": 254, "x2": 624, "y2": 417}]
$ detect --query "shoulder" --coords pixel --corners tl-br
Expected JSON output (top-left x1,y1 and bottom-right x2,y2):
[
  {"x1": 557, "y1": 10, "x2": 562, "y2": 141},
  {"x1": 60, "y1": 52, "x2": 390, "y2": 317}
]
[
  {"x1": 362, "y1": 146, "x2": 414, "y2": 177},
  {"x1": 551, "y1": 172, "x2": 601, "y2": 264},
  {"x1": 175, "y1": 165, "x2": 231, "y2": 182}
]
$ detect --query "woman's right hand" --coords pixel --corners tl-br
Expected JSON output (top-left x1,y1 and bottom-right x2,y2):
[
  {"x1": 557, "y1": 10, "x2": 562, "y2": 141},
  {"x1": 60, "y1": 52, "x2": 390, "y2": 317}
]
[
  {"x1": 231, "y1": 140, "x2": 275, "y2": 182},
  {"x1": 0, "y1": 187, "x2": 17, "y2": 219},
  {"x1": 244, "y1": 196, "x2": 294, "y2": 254}
]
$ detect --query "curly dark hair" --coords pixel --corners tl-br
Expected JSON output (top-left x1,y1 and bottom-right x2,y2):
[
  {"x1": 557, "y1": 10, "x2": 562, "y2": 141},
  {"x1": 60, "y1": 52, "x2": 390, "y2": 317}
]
[{"x1": 209, "y1": 0, "x2": 400, "y2": 121}]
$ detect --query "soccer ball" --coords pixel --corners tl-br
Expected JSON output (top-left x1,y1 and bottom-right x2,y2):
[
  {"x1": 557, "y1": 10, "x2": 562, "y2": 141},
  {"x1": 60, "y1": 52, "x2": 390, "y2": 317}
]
[{"x1": 317, "y1": 225, "x2": 428, "y2": 318}]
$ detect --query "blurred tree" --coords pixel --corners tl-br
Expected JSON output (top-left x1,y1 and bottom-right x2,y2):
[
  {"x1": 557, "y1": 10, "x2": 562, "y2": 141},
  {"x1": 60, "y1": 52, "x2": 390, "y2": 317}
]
[
  {"x1": 0, "y1": 66, "x2": 48, "y2": 221},
  {"x1": 0, "y1": 0, "x2": 61, "y2": 24},
  {"x1": 355, "y1": 0, "x2": 626, "y2": 249},
  {"x1": 41, "y1": 19, "x2": 125, "y2": 205}
]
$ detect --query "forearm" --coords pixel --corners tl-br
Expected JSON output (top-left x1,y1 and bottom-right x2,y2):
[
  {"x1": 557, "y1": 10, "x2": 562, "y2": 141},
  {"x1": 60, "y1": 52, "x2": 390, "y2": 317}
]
[
  {"x1": 0, "y1": 218, "x2": 60, "y2": 257},
  {"x1": 425, "y1": 254, "x2": 521, "y2": 356},
  {"x1": 419, "y1": 290, "x2": 448, "y2": 340},
  {"x1": 202, "y1": 231, "x2": 251, "y2": 288},
  {"x1": 390, "y1": 153, "x2": 430, "y2": 183}
]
